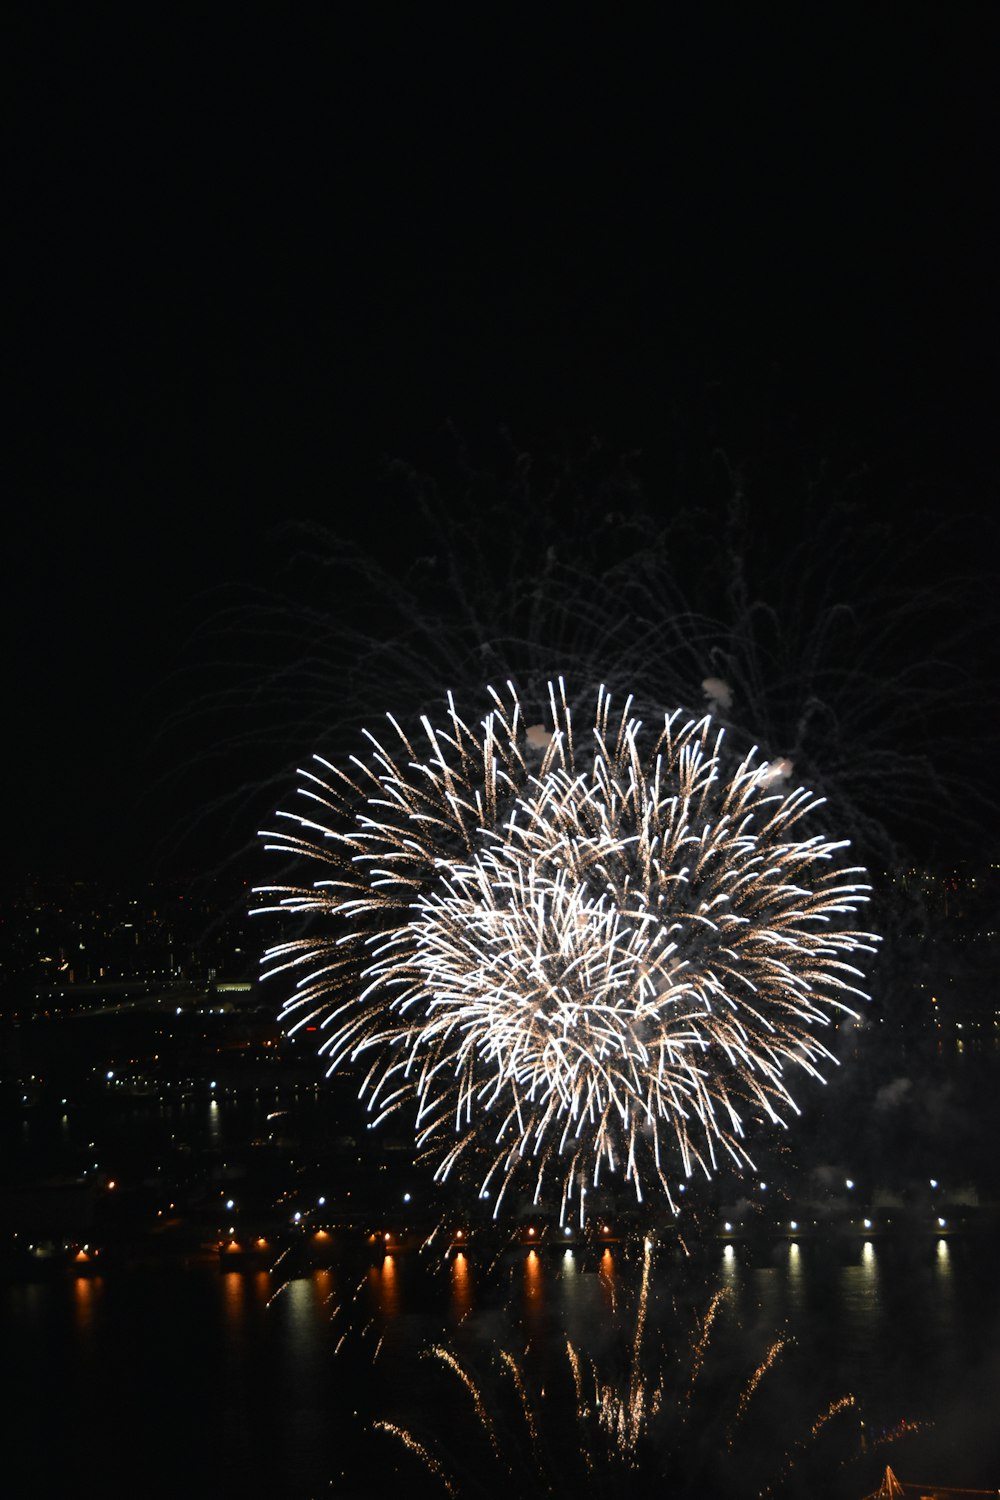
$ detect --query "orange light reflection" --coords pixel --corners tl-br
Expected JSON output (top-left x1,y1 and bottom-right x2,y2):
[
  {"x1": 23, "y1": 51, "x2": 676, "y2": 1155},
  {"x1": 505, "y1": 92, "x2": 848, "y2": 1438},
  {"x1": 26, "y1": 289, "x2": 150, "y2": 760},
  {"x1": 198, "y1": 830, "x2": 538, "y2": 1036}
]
[{"x1": 451, "y1": 1251, "x2": 472, "y2": 1319}]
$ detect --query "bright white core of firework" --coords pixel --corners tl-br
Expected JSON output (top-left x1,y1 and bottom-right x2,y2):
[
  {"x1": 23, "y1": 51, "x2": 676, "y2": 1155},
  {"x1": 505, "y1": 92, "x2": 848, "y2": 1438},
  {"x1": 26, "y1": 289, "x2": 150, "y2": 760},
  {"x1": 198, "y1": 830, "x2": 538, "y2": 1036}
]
[{"x1": 256, "y1": 681, "x2": 877, "y2": 1224}]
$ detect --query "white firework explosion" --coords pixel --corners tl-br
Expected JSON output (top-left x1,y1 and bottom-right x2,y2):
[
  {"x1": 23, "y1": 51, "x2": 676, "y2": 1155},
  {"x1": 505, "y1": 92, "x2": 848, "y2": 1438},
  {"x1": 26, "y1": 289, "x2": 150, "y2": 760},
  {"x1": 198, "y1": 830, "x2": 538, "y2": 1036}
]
[{"x1": 256, "y1": 681, "x2": 877, "y2": 1223}]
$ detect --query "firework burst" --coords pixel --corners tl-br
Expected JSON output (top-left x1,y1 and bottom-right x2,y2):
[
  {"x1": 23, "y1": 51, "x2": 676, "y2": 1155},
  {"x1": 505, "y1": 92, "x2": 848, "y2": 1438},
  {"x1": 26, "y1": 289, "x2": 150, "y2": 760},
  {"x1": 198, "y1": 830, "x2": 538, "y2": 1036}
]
[{"x1": 257, "y1": 680, "x2": 876, "y2": 1221}]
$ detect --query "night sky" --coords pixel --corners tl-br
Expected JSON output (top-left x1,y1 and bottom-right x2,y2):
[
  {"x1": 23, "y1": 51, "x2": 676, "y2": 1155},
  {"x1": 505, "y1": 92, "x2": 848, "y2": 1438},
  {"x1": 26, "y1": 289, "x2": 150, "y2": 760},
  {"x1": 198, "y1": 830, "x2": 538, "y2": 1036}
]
[{"x1": 8, "y1": 8, "x2": 998, "y2": 884}]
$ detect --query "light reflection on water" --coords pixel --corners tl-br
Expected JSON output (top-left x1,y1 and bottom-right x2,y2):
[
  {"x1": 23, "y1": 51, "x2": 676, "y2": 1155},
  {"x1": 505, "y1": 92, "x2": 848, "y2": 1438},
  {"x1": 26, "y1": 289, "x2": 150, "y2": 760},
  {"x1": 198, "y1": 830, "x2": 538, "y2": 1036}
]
[
  {"x1": 933, "y1": 1236, "x2": 957, "y2": 1331},
  {"x1": 369, "y1": 1252, "x2": 400, "y2": 1320},
  {"x1": 721, "y1": 1241, "x2": 740, "y2": 1289},
  {"x1": 72, "y1": 1272, "x2": 102, "y2": 1338},
  {"x1": 599, "y1": 1246, "x2": 617, "y2": 1312},
  {"x1": 837, "y1": 1239, "x2": 882, "y2": 1359},
  {"x1": 281, "y1": 1273, "x2": 321, "y2": 1337},
  {"x1": 222, "y1": 1266, "x2": 246, "y2": 1322},
  {"x1": 206, "y1": 1097, "x2": 222, "y2": 1146},
  {"x1": 5, "y1": 1236, "x2": 1000, "y2": 1493},
  {"x1": 523, "y1": 1246, "x2": 544, "y2": 1323},
  {"x1": 450, "y1": 1250, "x2": 472, "y2": 1320},
  {"x1": 786, "y1": 1240, "x2": 803, "y2": 1313}
]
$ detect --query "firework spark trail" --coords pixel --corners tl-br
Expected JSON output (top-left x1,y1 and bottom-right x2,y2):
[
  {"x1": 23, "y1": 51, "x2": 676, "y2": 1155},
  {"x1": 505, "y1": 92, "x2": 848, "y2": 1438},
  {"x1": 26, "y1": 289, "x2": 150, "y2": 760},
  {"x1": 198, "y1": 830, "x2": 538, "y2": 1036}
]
[
  {"x1": 425, "y1": 1345, "x2": 504, "y2": 1464},
  {"x1": 730, "y1": 1335, "x2": 790, "y2": 1444},
  {"x1": 687, "y1": 1285, "x2": 732, "y2": 1400},
  {"x1": 566, "y1": 1338, "x2": 584, "y2": 1405},
  {"x1": 765, "y1": 1389, "x2": 862, "y2": 1493},
  {"x1": 499, "y1": 1347, "x2": 542, "y2": 1455},
  {"x1": 627, "y1": 1238, "x2": 653, "y2": 1446},
  {"x1": 258, "y1": 682, "x2": 877, "y2": 1220},
  {"x1": 561, "y1": 1340, "x2": 599, "y2": 1478},
  {"x1": 588, "y1": 1238, "x2": 667, "y2": 1467},
  {"x1": 811, "y1": 1393, "x2": 857, "y2": 1437},
  {"x1": 373, "y1": 1422, "x2": 457, "y2": 1496}
]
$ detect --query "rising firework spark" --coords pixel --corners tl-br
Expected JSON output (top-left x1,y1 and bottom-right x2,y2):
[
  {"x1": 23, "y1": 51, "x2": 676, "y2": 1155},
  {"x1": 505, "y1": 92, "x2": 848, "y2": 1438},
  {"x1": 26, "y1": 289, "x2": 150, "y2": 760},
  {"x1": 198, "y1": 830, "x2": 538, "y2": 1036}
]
[{"x1": 257, "y1": 681, "x2": 876, "y2": 1221}]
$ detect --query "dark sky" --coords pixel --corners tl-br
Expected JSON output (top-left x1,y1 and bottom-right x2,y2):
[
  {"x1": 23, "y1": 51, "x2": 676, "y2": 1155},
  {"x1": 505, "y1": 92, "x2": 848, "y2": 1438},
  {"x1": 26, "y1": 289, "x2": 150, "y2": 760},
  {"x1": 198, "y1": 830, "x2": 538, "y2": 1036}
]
[{"x1": 7, "y1": 8, "x2": 998, "y2": 883}]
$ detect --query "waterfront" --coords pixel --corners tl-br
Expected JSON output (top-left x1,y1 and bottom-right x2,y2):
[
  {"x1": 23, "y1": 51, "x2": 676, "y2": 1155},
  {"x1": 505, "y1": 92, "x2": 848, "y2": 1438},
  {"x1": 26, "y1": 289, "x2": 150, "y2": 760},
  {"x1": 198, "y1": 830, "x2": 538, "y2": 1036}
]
[
  {"x1": 3, "y1": 1006, "x2": 999, "y2": 1497},
  {"x1": 4, "y1": 1224, "x2": 999, "y2": 1497}
]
